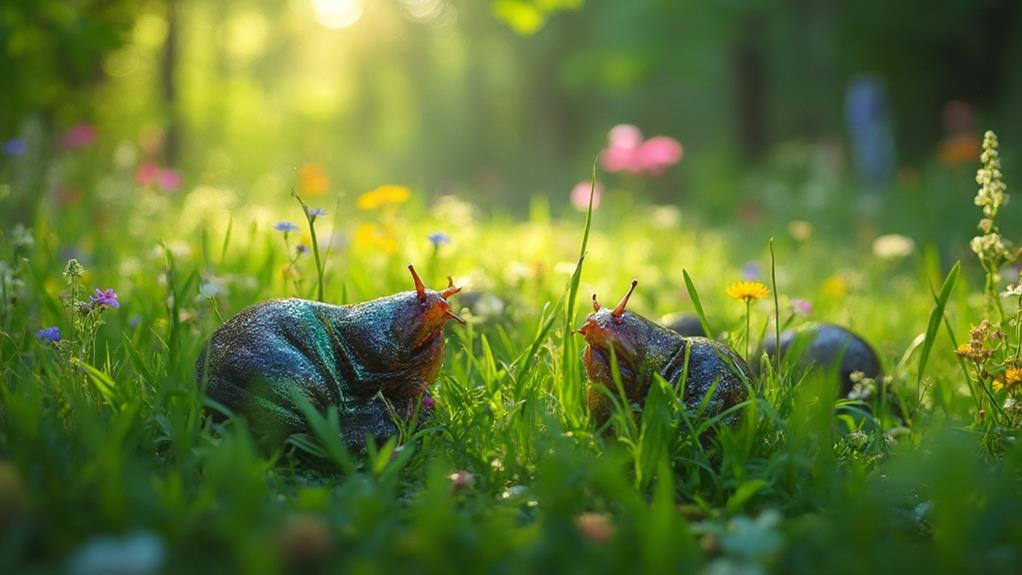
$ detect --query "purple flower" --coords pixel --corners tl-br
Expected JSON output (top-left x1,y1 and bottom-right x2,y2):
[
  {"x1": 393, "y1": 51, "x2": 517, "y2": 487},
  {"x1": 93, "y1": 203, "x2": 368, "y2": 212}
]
[
  {"x1": 427, "y1": 231, "x2": 450, "y2": 248},
  {"x1": 4, "y1": 138, "x2": 26, "y2": 156},
  {"x1": 742, "y1": 262, "x2": 762, "y2": 281},
  {"x1": 306, "y1": 208, "x2": 327, "y2": 219},
  {"x1": 35, "y1": 326, "x2": 61, "y2": 344},
  {"x1": 58, "y1": 123, "x2": 97, "y2": 150},
  {"x1": 296, "y1": 244, "x2": 309, "y2": 255},
  {"x1": 791, "y1": 298, "x2": 812, "y2": 316},
  {"x1": 90, "y1": 288, "x2": 120, "y2": 309},
  {"x1": 274, "y1": 221, "x2": 300, "y2": 233}
]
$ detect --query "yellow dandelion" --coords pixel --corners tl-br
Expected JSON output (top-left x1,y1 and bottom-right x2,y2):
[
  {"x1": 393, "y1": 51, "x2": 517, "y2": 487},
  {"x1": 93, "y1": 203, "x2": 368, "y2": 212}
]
[
  {"x1": 356, "y1": 185, "x2": 411, "y2": 210},
  {"x1": 725, "y1": 281, "x2": 770, "y2": 302},
  {"x1": 822, "y1": 275, "x2": 847, "y2": 299}
]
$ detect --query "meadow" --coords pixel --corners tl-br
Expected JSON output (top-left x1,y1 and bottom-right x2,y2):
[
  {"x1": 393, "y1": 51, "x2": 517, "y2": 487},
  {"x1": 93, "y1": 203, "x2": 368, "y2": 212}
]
[{"x1": 1, "y1": 128, "x2": 1021, "y2": 575}]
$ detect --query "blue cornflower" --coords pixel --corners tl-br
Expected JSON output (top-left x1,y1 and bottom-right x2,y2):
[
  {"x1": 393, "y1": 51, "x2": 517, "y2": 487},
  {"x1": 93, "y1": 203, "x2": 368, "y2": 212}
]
[
  {"x1": 427, "y1": 231, "x2": 451, "y2": 248},
  {"x1": 35, "y1": 326, "x2": 61, "y2": 344},
  {"x1": 306, "y1": 208, "x2": 327, "y2": 219},
  {"x1": 741, "y1": 261, "x2": 761, "y2": 281},
  {"x1": 4, "y1": 138, "x2": 26, "y2": 156},
  {"x1": 296, "y1": 244, "x2": 309, "y2": 255},
  {"x1": 274, "y1": 221, "x2": 300, "y2": 233},
  {"x1": 90, "y1": 288, "x2": 120, "y2": 309}
]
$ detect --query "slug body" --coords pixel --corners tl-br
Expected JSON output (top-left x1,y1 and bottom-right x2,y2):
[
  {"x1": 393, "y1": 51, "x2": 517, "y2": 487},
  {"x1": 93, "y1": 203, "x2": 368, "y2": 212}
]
[
  {"x1": 578, "y1": 282, "x2": 751, "y2": 425},
  {"x1": 196, "y1": 266, "x2": 462, "y2": 447},
  {"x1": 761, "y1": 322, "x2": 881, "y2": 395}
]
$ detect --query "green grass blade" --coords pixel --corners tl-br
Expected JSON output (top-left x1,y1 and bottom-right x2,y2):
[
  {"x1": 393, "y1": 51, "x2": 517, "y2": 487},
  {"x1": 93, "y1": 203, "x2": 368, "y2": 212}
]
[
  {"x1": 682, "y1": 269, "x2": 714, "y2": 338},
  {"x1": 918, "y1": 260, "x2": 959, "y2": 387}
]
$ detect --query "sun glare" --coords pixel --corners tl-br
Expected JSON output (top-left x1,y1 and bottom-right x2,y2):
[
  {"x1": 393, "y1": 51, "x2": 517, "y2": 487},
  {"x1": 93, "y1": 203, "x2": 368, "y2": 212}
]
[{"x1": 312, "y1": 0, "x2": 363, "y2": 29}]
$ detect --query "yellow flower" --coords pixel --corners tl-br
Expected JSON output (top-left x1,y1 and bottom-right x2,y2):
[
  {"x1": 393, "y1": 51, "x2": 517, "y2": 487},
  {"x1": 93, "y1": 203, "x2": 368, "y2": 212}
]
[
  {"x1": 353, "y1": 223, "x2": 398, "y2": 254},
  {"x1": 298, "y1": 163, "x2": 329, "y2": 197},
  {"x1": 725, "y1": 281, "x2": 769, "y2": 302},
  {"x1": 996, "y1": 367, "x2": 1022, "y2": 392},
  {"x1": 357, "y1": 185, "x2": 411, "y2": 210},
  {"x1": 822, "y1": 275, "x2": 847, "y2": 299}
]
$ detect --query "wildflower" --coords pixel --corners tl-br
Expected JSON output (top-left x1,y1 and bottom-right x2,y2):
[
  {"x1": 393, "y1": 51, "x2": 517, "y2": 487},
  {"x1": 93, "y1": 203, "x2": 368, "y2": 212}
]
[
  {"x1": 872, "y1": 234, "x2": 915, "y2": 260},
  {"x1": 448, "y1": 470, "x2": 475, "y2": 491},
  {"x1": 35, "y1": 326, "x2": 61, "y2": 344},
  {"x1": 600, "y1": 124, "x2": 682, "y2": 175},
  {"x1": 575, "y1": 512, "x2": 615, "y2": 543},
  {"x1": 788, "y1": 220, "x2": 813, "y2": 241},
  {"x1": 157, "y1": 168, "x2": 181, "y2": 192},
  {"x1": 937, "y1": 134, "x2": 980, "y2": 167},
  {"x1": 500, "y1": 485, "x2": 527, "y2": 500},
  {"x1": 790, "y1": 298, "x2": 812, "y2": 316},
  {"x1": 305, "y1": 207, "x2": 327, "y2": 220},
  {"x1": 58, "y1": 123, "x2": 97, "y2": 150},
  {"x1": 741, "y1": 262, "x2": 761, "y2": 281},
  {"x1": 427, "y1": 231, "x2": 451, "y2": 248},
  {"x1": 821, "y1": 275, "x2": 847, "y2": 299},
  {"x1": 971, "y1": 130, "x2": 1012, "y2": 266},
  {"x1": 356, "y1": 184, "x2": 411, "y2": 209},
  {"x1": 67, "y1": 530, "x2": 166, "y2": 575},
  {"x1": 3, "y1": 138, "x2": 25, "y2": 156},
  {"x1": 848, "y1": 378, "x2": 876, "y2": 402},
  {"x1": 1004, "y1": 396, "x2": 1022, "y2": 418},
  {"x1": 958, "y1": 320, "x2": 1001, "y2": 362},
  {"x1": 298, "y1": 163, "x2": 329, "y2": 197},
  {"x1": 993, "y1": 367, "x2": 1022, "y2": 393},
  {"x1": 847, "y1": 431, "x2": 869, "y2": 449},
  {"x1": 63, "y1": 259, "x2": 85, "y2": 283},
  {"x1": 650, "y1": 205, "x2": 681, "y2": 228},
  {"x1": 1002, "y1": 283, "x2": 1022, "y2": 297},
  {"x1": 570, "y1": 180, "x2": 603, "y2": 211},
  {"x1": 274, "y1": 221, "x2": 300, "y2": 233},
  {"x1": 10, "y1": 223, "x2": 34, "y2": 249},
  {"x1": 725, "y1": 281, "x2": 769, "y2": 302},
  {"x1": 727, "y1": 280, "x2": 768, "y2": 360},
  {"x1": 296, "y1": 244, "x2": 310, "y2": 256},
  {"x1": 90, "y1": 288, "x2": 120, "y2": 309},
  {"x1": 637, "y1": 136, "x2": 683, "y2": 174}
]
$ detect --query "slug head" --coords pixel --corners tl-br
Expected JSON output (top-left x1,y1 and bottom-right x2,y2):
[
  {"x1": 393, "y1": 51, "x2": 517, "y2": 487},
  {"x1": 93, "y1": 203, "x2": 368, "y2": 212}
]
[
  {"x1": 577, "y1": 280, "x2": 647, "y2": 390},
  {"x1": 393, "y1": 264, "x2": 464, "y2": 347}
]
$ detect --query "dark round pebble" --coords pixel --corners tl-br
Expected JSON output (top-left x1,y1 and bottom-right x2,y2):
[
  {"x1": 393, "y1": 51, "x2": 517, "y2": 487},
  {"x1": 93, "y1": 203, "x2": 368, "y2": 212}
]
[
  {"x1": 760, "y1": 323, "x2": 882, "y2": 395},
  {"x1": 662, "y1": 313, "x2": 707, "y2": 338}
]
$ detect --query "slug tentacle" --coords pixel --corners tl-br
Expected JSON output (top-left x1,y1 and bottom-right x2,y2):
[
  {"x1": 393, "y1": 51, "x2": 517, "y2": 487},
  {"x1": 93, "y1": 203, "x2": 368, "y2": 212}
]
[
  {"x1": 441, "y1": 276, "x2": 463, "y2": 299},
  {"x1": 592, "y1": 293, "x2": 600, "y2": 311},
  {"x1": 612, "y1": 279, "x2": 638, "y2": 321},
  {"x1": 409, "y1": 264, "x2": 427, "y2": 302}
]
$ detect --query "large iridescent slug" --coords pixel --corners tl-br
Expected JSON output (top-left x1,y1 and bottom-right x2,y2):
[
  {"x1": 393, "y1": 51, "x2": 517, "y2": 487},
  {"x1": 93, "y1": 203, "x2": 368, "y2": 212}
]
[
  {"x1": 578, "y1": 281, "x2": 751, "y2": 426},
  {"x1": 195, "y1": 265, "x2": 463, "y2": 448}
]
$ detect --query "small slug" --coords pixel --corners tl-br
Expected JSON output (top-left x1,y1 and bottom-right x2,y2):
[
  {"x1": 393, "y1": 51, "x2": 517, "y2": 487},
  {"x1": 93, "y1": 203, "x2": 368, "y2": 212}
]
[
  {"x1": 578, "y1": 280, "x2": 751, "y2": 426},
  {"x1": 195, "y1": 265, "x2": 463, "y2": 448}
]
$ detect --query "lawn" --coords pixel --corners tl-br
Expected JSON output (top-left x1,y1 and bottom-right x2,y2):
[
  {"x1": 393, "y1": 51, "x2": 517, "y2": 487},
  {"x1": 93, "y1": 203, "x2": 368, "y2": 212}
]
[{"x1": 2, "y1": 134, "x2": 1022, "y2": 574}]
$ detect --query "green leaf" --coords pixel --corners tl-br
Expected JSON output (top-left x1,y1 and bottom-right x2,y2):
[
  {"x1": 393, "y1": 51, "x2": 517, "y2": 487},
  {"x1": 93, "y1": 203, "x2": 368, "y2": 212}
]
[
  {"x1": 918, "y1": 261, "x2": 960, "y2": 387},
  {"x1": 683, "y1": 269, "x2": 714, "y2": 338}
]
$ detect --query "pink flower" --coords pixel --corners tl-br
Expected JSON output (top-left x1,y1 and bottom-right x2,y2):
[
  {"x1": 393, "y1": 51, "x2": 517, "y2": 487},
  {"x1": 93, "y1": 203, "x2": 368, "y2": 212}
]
[
  {"x1": 636, "y1": 136, "x2": 682, "y2": 173},
  {"x1": 135, "y1": 162, "x2": 160, "y2": 186},
  {"x1": 608, "y1": 124, "x2": 643, "y2": 149},
  {"x1": 791, "y1": 298, "x2": 812, "y2": 316},
  {"x1": 599, "y1": 124, "x2": 682, "y2": 175},
  {"x1": 59, "y1": 123, "x2": 96, "y2": 150},
  {"x1": 157, "y1": 168, "x2": 182, "y2": 191},
  {"x1": 571, "y1": 180, "x2": 603, "y2": 211}
]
